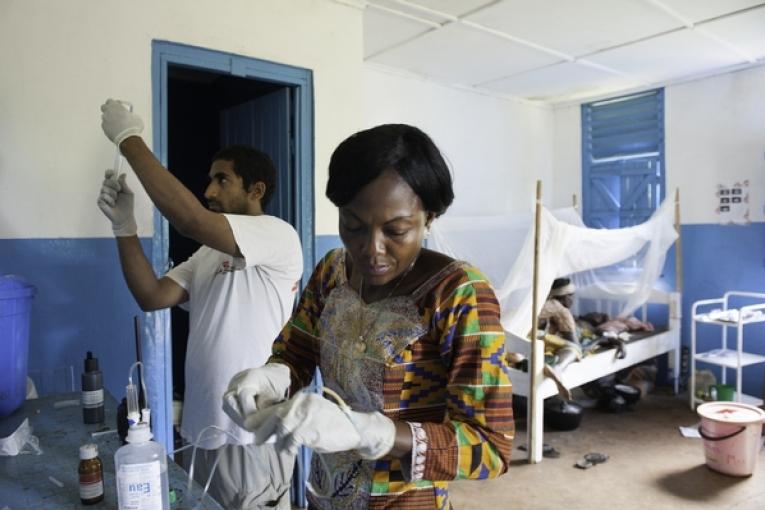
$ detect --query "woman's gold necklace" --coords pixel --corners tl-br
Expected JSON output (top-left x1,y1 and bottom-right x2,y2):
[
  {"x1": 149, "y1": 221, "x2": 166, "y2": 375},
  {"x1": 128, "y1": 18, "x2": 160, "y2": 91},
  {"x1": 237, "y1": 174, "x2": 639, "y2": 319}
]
[{"x1": 354, "y1": 258, "x2": 418, "y2": 350}]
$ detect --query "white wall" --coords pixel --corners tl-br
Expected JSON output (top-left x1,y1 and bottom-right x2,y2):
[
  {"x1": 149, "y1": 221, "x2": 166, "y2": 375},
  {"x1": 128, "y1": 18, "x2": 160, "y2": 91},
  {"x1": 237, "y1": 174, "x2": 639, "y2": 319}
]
[
  {"x1": 0, "y1": 0, "x2": 363, "y2": 239},
  {"x1": 552, "y1": 64, "x2": 765, "y2": 224},
  {"x1": 363, "y1": 66, "x2": 555, "y2": 219},
  {"x1": 666, "y1": 65, "x2": 765, "y2": 224},
  {"x1": 551, "y1": 105, "x2": 582, "y2": 210}
]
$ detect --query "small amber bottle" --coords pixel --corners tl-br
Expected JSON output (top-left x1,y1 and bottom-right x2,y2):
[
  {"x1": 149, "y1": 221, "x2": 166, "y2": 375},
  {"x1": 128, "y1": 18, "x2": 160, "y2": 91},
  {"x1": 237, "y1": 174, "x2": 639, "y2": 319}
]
[{"x1": 78, "y1": 443, "x2": 104, "y2": 505}]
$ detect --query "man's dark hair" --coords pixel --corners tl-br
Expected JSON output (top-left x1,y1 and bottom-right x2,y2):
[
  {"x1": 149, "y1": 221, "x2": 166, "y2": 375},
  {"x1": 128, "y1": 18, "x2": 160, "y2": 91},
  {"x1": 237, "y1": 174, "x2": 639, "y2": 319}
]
[
  {"x1": 326, "y1": 124, "x2": 454, "y2": 217},
  {"x1": 212, "y1": 145, "x2": 277, "y2": 208}
]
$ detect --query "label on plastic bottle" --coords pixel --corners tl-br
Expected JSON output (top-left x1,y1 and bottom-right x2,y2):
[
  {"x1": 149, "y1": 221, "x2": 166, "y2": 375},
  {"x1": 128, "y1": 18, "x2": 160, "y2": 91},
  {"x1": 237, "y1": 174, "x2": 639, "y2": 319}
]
[
  {"x1": 82, "y1": 389, "x2": 104, "y2": 408},
  {"x1": 117, "y1": 461, "x2": 162, "y2": 510}
]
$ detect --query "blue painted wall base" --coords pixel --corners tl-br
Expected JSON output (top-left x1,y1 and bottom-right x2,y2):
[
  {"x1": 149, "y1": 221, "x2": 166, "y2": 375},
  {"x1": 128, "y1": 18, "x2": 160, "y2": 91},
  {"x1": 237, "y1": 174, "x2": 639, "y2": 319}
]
[
  {"x1": 0, "y1": 238, "x2": 151, "y2": 401},
  {"x1": 678, "y1": 222, "x2": 765, "y2": 398}
]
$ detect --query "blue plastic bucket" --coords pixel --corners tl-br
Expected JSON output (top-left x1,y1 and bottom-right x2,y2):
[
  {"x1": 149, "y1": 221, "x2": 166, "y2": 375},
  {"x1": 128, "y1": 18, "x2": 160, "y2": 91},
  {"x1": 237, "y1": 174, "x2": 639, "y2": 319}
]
[{"x1": 0, "y1": 275, "x2": 36, "y2": 416}]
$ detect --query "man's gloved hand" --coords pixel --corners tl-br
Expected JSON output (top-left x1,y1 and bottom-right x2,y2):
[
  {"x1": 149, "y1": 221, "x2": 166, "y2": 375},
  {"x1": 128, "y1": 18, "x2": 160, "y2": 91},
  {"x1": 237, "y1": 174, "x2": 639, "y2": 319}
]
[
  {"x1": 245, "y1": 391, "x2": 396, "y2": 459},
  {"x1": 100, "y1": 99, "x2": 143, "y2": 147},
  {"x1": 97, "y1": 170, "x2": 137, "y2": 237},
  {"x1": 222, "y1": 363, "x2": 291, "y2": 431}
]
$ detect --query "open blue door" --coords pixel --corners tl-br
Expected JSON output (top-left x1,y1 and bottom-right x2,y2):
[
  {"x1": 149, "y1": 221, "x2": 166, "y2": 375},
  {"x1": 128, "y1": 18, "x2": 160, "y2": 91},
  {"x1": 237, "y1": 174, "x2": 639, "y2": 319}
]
[
  {"x1": 220, "y1": 88, "x2": 294, "y2": 224},
  {"x1": 219, "y1": 87, "x2": 309, "y2": 508}
]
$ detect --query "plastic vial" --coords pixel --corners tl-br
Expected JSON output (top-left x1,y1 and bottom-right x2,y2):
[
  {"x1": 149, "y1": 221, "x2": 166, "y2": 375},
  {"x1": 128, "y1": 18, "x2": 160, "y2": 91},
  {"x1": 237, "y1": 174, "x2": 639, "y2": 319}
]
[
  {"x1": 79, "y1": 443, "x2": 104, "y2": 505},
  {"x1": 81, "y1": 351, "x2": 104, "y2": 424},
  {"x1": 115, "y1": 423, "x2": 170, "y2": 510}
]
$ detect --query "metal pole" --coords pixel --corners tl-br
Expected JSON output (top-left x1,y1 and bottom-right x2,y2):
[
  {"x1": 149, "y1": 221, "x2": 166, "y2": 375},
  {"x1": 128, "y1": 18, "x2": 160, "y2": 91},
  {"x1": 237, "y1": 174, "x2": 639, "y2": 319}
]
[{"x1": 674, "y1": 188, "x2": 683, "y2": 293}]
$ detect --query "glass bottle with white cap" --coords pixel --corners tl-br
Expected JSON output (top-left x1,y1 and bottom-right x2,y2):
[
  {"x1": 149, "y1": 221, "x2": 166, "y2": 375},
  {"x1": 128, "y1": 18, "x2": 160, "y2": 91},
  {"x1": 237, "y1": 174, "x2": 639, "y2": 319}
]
[{"x1": 78, "y1": 443, "x2": 104, "y2": 505}]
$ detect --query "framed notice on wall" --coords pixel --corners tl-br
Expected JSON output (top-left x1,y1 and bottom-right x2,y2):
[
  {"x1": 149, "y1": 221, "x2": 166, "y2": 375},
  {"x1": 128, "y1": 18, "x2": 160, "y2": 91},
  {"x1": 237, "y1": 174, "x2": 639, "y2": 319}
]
[{"x1": 716, "y1": 180, "x2": 749, "y2": 225}]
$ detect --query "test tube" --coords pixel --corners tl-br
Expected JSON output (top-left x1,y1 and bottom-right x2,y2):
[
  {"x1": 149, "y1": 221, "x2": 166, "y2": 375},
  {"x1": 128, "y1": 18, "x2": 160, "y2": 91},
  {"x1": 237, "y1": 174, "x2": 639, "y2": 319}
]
[
  {"x1": 113, "y1": 147, "x2": 123, "y2": 173},
  {"x1": 112, "y1": 101, "x2": 133, "y2": 173}
]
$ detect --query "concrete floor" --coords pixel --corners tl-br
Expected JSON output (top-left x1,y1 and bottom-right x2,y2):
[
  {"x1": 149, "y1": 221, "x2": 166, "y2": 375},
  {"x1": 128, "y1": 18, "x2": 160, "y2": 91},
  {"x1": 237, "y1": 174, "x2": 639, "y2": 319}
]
[{"x1": 450, "y1": 392, "x2": 765, "y2": 510}]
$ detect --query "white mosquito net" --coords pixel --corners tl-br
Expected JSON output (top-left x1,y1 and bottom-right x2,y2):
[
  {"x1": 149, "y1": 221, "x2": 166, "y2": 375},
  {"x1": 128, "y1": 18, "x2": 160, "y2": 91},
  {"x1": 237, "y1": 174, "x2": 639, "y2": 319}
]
[{"x1": 430, "y1": 198, "x2": 677, "y2": 340}]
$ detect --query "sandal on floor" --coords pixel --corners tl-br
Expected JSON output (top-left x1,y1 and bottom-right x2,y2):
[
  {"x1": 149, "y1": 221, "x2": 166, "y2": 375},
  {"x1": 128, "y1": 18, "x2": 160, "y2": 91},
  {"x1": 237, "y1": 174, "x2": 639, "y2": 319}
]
[
  {"x1": 517, "y1": 443, "x2": 561, "y2": 458},
  {"x1": 574, "y1": 452, "x2": 609, "y2": 469}
]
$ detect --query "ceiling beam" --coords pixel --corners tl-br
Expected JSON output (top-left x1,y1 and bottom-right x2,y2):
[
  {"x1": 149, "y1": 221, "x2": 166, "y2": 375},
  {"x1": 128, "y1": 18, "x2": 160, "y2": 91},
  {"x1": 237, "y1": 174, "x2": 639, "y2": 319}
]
[
  {"x1": 363, "y1": 0, "x2": 638, "y2": 82},
  {"x1": 641, "y1": 0, "x2": 762, "y2": 63},
  {"x1": 359, "y1": 0, "x2": 765, "y2": 104},
  {"x1": 366, "y1": 1, "x2": 441, "y2": 28}
]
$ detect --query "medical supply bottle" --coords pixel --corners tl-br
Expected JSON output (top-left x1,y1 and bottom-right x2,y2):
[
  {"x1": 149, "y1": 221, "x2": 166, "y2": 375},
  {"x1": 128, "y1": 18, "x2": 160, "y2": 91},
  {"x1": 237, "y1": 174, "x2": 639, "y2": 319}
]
[
  {"x1": 78, "y1": 443, "x2": 104, "y2": 505},
  {"x1": 115, "y1": 423, "x2": 170, "y2": 510},
  {"x1": 81, "y1": 351, "x2": 104, "y2": 424}
]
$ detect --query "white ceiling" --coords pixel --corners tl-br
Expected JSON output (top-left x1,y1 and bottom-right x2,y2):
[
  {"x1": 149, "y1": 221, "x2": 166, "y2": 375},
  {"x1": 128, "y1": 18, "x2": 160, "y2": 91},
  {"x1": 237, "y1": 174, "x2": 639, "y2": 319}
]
[{"x1": 361, "y1": 0, "x2": 765, "y2": 104}]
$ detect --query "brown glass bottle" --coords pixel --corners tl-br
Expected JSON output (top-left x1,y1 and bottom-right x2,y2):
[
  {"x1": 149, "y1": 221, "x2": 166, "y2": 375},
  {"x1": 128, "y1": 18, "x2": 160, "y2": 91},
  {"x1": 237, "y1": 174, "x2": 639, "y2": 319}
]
[{"x1": 78, "y1": 443, "x2": 104, "y2": 505}]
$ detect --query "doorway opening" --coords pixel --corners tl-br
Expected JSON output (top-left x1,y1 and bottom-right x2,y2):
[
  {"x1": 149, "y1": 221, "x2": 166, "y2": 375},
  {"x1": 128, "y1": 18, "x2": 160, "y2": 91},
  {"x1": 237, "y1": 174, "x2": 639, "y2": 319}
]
[
  {"x1": 166, "y1": 66, "x2": 294, "y2": 405},
  {"x1": 150, "y1": 41, "x2": 314, "y2": 460}
]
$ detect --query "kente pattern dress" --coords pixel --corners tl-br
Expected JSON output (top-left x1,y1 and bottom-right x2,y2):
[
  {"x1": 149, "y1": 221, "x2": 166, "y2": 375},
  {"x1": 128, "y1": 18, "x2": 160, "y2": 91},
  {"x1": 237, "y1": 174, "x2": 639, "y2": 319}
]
[{"x1": 269, "y1": 248, "x2": 514, "y2": 509}]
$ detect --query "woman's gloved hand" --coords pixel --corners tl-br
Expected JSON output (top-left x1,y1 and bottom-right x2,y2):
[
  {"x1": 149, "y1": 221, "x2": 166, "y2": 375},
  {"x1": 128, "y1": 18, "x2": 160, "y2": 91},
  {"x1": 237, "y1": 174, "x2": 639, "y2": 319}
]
[
  {"x1": 345, "y1": 408, "x2": 397, "y2": 459},
  {"x1": 247, "y1": 391, "x2": 396, "y2": 459},
  {"x1": 222, "y1": 363, "x2": 291, "y2": 431}
]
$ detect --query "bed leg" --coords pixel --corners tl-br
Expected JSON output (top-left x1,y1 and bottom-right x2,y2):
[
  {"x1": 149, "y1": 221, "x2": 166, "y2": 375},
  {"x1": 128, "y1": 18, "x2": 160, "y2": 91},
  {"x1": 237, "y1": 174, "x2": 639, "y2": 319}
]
[
  {"x1": 529, "y1": 394, "x2": 544, "y2": 463},
  {"x1": 528, "y1": 338, "x2": 545, "y2": 463}
]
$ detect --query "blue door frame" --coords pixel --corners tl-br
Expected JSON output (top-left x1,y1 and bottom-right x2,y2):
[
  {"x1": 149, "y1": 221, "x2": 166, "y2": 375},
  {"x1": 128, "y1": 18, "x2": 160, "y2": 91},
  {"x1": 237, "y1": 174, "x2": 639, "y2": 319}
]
[{"x1": 148, "y1": 41, "x2": 315, "y2": 469}]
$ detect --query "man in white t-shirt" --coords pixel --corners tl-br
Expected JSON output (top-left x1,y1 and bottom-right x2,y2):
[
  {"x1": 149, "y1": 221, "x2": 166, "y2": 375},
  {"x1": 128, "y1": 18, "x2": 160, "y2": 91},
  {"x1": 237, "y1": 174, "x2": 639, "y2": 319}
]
[{"x1": 97, "y1": 99, "x2": 303, "y2": 509}]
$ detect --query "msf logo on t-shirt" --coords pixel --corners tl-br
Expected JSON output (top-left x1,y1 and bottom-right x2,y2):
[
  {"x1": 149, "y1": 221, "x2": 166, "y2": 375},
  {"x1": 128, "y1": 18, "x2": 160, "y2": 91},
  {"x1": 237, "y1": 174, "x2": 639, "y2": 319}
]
[{"x1": 215, "y1": 260, "x2": 235, "y2": 276}]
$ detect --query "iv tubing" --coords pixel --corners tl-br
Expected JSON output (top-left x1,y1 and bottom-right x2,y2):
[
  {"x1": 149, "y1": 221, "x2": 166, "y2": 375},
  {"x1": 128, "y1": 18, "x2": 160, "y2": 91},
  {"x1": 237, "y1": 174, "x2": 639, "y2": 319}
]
[
  {"x1": 175, "y1": 388, "x2": 356, "y2": 504},
  {"x1": 127, "y1": 361, "x2": 149, "y2": 419},
  {"x1": 321, "y1": 386, "x2": 350, "y2": 411},
  {"x1": 174, "y1": 425, "x2": 240, "y2": 508}
]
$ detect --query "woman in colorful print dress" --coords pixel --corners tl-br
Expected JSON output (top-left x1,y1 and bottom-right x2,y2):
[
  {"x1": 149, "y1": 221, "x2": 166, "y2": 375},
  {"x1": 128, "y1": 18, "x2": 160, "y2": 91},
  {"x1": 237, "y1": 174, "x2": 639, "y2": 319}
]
[{"x1": 224, "y1": 124, "x2": 514, "y2": 509}]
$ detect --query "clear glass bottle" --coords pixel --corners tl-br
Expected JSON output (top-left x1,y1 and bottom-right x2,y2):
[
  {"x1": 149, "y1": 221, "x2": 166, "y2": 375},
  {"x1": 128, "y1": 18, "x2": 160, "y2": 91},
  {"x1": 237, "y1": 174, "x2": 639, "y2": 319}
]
[
  {"x1": 78, "y1": 443, "x2": 104, "y2": 505},
  {"x1": 114, "y1": 423, "x2": 170, "y2": 510}
]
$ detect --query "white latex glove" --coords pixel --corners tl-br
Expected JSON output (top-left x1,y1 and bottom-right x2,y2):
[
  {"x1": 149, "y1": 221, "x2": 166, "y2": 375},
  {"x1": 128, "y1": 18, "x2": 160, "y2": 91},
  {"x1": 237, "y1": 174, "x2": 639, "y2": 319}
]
[
  {"x1": 100, "y1": 98, "x2": 143, "y2": 147},
  {"x1": 246, "y1": 391, "x2": 396, "y2": 459},
  {"x1": 97, "y1": 170, "x2": 137, "y2": 237},
  {"x1": 345, "y1": 408, "x2": 397, "y2": 460},
  {"x1": 222, "y1": 363, "x2": 291, "y2": 431},
  {"x1": 246, "y1": 392, "x2": 362, "y2": 455}
]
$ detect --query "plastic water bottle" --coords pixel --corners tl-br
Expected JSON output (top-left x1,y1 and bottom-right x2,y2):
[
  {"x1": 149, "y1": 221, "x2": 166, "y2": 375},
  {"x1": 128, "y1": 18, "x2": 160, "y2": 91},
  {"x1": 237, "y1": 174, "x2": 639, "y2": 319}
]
[{"x1": 114, "y1": 423, "x2": 170, "y2": 510}]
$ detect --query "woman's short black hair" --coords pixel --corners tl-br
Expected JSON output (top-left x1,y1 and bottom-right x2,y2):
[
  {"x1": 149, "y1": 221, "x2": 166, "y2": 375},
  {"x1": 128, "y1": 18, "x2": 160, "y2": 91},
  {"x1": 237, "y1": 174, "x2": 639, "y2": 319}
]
[
  {"x1": 212, "y1": 145, "x2": 277, "y2": 208},
  {"x1": 326, "y1": 124, "x2": 454, "y2": 216}
]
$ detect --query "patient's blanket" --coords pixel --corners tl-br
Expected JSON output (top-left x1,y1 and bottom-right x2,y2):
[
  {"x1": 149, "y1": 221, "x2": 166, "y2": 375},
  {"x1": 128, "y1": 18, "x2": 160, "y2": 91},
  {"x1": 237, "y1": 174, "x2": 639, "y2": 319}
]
[
  {"x1": 576, "y1": 314, "x2": 655, "y2": 360},
  {"x1": 595, "y1": 316, "x2": 654, "y2": 335}
]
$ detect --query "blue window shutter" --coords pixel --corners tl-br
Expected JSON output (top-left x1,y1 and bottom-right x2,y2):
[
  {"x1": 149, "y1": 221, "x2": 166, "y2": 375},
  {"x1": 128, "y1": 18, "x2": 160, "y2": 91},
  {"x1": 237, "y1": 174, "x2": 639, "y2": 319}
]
[{"x1": 582, "y1": 89, "x2": 665, "y2": 228}]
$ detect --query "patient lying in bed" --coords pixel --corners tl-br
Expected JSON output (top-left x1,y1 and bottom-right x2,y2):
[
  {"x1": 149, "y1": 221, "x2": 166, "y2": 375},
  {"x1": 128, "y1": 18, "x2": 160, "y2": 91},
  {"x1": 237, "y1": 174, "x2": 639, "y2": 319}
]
[
  {"x1": 537, "y1": 278, "x2": 582, "y2": 399},
  {"x1": 523, "y1": 278, "x2": 656, "y2": 399}
]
